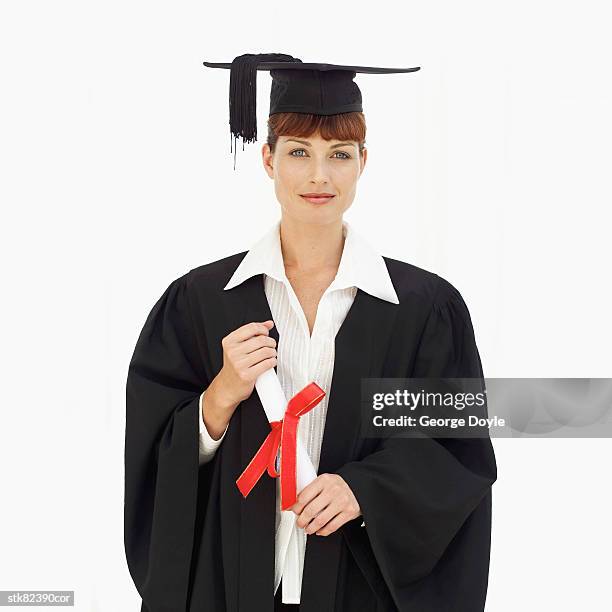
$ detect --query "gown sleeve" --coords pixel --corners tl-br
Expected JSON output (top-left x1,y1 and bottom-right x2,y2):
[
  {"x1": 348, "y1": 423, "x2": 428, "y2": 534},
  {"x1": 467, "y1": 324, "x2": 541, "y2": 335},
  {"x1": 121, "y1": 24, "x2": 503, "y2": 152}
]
[
  {"x1": 335, "y1": 277, "x2": 497, "y2": 609},
  {"x1": 124, "y1": 273, "x2": 211, "y2": 610}
]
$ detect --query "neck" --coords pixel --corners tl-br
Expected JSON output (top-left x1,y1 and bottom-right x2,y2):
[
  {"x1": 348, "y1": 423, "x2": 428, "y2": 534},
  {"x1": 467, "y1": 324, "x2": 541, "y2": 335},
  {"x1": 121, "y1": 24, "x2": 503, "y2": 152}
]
[{"x1": 279, "y1": 217, "x2": 345, "y2": 273}]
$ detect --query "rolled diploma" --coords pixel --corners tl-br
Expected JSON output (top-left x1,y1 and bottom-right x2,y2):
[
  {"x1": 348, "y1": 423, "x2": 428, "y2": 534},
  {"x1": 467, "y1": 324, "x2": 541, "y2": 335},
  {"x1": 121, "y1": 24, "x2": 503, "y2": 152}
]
[
  {"x1": 255, "y1": 368, "x2": 318, "y2": 598},
  {"x1": 254, "y1": 368, "x2": 318, "y2": 490}
]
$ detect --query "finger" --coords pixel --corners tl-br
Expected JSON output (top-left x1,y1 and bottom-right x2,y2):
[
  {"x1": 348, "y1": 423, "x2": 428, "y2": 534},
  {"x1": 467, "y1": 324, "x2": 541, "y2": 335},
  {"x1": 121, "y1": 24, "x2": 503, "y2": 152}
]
[
  {"x1": 239, "y1": 334, "x2": 277, "y2": 355},
  {"x1": 240, "y1": 345, "x2": 277, "y2": 368},
  {"x1": 290, "y1": 475, "x2": 326, "y2": 515},
  {"x1": 228, "y1": 321, "x2": 274, "y2": 344},
  {"x1": 295, "y1": 494, "x2": 334, "y2": 530},
  {"x1": 314, "y1": 512, "x2": 350, "y2": 537},
  {"x1": 247, "y1": 356, "x2": 277, "y2": 379},
  {"x1": 304, "y1": 505, "x2": 342, "y2": 535}
]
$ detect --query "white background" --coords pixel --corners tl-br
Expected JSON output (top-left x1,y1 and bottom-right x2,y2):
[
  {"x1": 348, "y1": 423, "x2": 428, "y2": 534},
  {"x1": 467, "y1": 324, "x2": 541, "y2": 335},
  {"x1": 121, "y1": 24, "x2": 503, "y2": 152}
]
[{"x1": 1, "y1": 1, "x2": 611, "y2": 610}]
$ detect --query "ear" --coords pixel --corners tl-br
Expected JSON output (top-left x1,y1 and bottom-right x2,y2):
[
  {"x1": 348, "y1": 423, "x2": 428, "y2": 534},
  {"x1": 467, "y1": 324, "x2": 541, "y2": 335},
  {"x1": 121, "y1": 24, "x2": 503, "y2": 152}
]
[
  {"x1": 262, "y1": 143, "x2": 274, "y2": 179},
  {"x1": 359, "y1": 147, "x2": 368, "y2": 176}
]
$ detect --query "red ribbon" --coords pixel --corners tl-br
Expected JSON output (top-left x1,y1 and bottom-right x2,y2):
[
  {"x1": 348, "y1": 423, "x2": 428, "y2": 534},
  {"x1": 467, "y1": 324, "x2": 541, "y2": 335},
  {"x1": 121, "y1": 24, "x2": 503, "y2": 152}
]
[{"x1": 236, "y1": 382, "x2": 325, "y2": 511}]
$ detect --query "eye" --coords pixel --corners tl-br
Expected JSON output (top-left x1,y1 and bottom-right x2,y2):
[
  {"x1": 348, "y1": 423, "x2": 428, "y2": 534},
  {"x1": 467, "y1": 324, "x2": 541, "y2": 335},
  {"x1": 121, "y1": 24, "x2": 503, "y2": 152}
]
[
  {"x1": 333, "y1": 150, "x2": 351, "y2": 159},
  {"x1": 289, "y1": 149, "x2": 352, "y2": 159}
]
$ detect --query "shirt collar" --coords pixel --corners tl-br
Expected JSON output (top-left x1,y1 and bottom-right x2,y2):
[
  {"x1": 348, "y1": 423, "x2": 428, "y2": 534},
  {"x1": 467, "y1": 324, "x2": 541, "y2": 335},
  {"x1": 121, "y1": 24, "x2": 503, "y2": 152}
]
[{"x1": 223, "y1": 219, "x2": 399, "y2": 305}]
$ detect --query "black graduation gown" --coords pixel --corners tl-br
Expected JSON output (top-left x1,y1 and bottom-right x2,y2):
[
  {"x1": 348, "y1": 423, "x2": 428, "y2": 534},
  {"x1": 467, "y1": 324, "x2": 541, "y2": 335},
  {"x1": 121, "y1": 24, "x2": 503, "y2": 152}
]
[{"x1": 124, "y1": 252, "x2": 497, "y2": 612}]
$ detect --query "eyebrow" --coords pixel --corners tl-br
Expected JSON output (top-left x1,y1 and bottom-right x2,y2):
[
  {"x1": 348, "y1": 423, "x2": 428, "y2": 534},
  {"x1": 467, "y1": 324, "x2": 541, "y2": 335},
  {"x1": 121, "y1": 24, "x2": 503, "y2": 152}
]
[{"x1": 284, "y1": 138, "x2": 355, "y2": 149}]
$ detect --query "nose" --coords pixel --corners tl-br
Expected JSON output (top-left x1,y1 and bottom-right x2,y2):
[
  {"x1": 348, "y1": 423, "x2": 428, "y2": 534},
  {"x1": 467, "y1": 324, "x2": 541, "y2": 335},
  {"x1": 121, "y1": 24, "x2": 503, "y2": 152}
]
[{"x1": 309, "y1": 155, "x2": 332, "y2": 184}]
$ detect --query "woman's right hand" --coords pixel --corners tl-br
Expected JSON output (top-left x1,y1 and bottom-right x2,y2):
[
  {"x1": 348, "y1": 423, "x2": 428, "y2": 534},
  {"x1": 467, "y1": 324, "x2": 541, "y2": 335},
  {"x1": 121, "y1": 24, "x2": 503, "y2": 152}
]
[{"x1": 204, "y1": 320, "x2": 277, "y2": 423}]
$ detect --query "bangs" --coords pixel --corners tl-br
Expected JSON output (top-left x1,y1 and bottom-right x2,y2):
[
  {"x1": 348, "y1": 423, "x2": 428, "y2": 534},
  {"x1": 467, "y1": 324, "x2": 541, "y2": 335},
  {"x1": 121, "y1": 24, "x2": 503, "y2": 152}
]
[{"x1": 267, "y1": 112, "x2": 366, "y2": 151}]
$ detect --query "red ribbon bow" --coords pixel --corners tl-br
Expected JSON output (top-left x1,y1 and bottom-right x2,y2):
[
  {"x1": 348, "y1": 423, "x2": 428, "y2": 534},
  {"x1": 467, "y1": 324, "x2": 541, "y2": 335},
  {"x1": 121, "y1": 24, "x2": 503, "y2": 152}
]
[{"x1": 236, "y1": 381, "x2": 325, "y2": 511}]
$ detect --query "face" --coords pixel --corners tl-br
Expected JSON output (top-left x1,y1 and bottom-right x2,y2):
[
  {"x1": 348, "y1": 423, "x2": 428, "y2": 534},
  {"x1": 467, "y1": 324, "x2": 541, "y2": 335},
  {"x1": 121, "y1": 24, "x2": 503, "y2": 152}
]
[{"x1": 262, "y1": 132, "x2": 367, "y2": 226}]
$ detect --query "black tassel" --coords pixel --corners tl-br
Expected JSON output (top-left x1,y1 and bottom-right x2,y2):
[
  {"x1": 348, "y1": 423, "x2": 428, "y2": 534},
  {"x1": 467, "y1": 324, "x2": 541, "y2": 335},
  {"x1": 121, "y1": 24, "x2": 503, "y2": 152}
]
[{"x1": 229, "y1": 53, "x2": 300, "y2": 170}]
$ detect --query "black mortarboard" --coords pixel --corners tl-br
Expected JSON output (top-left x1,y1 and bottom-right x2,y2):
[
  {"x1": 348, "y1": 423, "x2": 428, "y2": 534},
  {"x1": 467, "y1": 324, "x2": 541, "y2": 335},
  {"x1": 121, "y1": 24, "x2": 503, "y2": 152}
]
[{"x1": 202, "y1": 52, "x2": 420, "y2": 168}]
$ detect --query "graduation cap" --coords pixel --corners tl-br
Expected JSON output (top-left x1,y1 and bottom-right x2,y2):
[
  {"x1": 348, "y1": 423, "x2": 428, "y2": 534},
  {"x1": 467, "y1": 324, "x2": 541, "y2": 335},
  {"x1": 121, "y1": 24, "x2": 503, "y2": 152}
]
[{"x1": 202, "y1": 52, "x2": 420, "y2": 168}]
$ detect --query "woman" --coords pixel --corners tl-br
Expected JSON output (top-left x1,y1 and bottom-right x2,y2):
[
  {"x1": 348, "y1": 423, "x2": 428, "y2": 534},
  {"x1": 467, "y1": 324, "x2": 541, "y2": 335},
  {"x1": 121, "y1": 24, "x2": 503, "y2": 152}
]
[{"x1": 124, "y1": 54, "x2": 497, "y2": 612}]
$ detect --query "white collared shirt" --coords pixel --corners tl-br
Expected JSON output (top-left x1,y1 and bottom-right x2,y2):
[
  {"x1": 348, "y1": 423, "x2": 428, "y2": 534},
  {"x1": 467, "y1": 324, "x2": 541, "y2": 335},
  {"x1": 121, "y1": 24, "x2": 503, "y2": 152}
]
[{"x1": 197, "y1": 219, "x2": 399, "y2": 603}]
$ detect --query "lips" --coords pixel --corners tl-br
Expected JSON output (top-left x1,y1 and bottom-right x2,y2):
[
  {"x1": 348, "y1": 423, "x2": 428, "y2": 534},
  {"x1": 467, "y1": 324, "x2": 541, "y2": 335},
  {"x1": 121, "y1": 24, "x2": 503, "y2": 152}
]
[{"x1": 300, "y1": 193, "x2": 336, "y2": 204}]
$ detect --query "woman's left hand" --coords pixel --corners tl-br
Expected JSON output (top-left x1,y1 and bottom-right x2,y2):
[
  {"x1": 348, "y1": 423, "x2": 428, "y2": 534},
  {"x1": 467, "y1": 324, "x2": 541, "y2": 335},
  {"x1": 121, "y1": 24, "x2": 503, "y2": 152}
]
[{"x1": 289, "y1": 473, "x2": 361, "y2": 536}]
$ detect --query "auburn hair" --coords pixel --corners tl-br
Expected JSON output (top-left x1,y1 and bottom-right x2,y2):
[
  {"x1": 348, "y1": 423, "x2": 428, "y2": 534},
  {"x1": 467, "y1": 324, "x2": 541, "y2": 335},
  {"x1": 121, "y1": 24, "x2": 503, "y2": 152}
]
[{"x1": 266, "y1": 111, "x2": 366, "y2": 156}]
